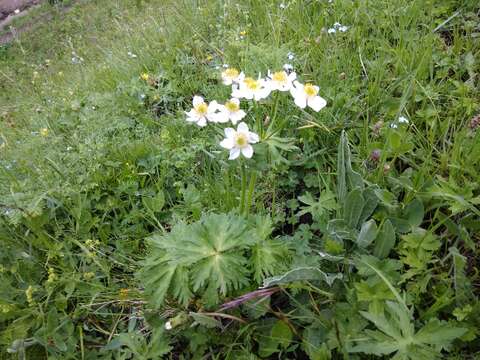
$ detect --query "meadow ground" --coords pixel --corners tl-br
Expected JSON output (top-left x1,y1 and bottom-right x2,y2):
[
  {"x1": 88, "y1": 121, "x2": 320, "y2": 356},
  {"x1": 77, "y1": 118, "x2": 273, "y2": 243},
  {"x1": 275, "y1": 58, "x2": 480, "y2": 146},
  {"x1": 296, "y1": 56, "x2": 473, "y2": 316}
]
[{"x1": 0, "y1": 0, "x2": 479, "y2": 359}]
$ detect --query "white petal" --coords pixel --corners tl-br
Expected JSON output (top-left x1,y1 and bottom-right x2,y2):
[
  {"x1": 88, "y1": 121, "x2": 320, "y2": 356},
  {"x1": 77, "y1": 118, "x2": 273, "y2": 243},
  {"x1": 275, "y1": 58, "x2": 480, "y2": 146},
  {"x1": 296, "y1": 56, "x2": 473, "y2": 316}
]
[
  {"x1": 230, "y1": 110, "x2": 246, "y2": 124},
  {"x1": 230, "y1": 98, "x2": 240, "y2": 106},
  {"x1": 292, "y1": 81, "x2": 303, "y2": 91},
  {"x1": 208, "y1": 112, "x2": 228, "y2": 123},
  {"x1": 293, "y1": 94, "x2": 307, "y2": 109},
  {"x1": 229, "y1": 148, "x2": 241, "y2": 160},
  {"x1": 241, "y1": 145, "x2": 254, "y2": 158},
  {"x1": 237, "y1": 122, "x2": 249, "y2": 133},
  {"x1": 220, "y1": 138, "x2": 234, "y2": 149},
  {"x1": 224, "y1": 127, "x2": 236, "y2": 138},
  {"x1": 307, "y1": 96, "x2": 327, "y2": 112},
  {"x1": 185, "y1": 109, "x2": 196, "y2": 118},
  {"x1": 248, "y1": 132, "x2": 259, "y2": 143},
  {"x1": 231, "y1": 86, "x2": 243, "y2": 99},
  {"x1": 193, "y1": 96, "x2": 204, "y2": 107},
  {"x1": 222, "y1": 78, "x2": 232, "y2": 85},
  {"x1": 208, "y1": 100, "x2": 220, "y2": 112},
  {"x1": 287, "y1": 72, "x2": 297, "y2": 82},
  {"x1": 197, "y1": 117, "x2": 207, "y2": 127}
]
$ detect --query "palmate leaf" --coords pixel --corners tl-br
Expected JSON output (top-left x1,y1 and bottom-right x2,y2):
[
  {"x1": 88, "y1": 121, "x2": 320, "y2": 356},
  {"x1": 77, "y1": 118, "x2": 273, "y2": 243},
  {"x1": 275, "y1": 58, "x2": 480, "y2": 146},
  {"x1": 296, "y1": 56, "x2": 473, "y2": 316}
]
[
  {"x1": 139, "y1": 213, "x2": 259, "y2": 308},
  {"x1": 251, "y1": 215, "x2": 290, "y2": 282},
  {"x1": 351, "y1": 301, "x2": 467, "y2": 359}
]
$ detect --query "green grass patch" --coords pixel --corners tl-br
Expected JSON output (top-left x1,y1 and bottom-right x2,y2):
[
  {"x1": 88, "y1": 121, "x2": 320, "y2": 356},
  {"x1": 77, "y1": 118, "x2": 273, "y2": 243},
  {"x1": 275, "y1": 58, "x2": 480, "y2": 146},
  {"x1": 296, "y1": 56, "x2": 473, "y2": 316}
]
[{"x1": 0, "y1": 0, "x2": 479, "y2": 358}]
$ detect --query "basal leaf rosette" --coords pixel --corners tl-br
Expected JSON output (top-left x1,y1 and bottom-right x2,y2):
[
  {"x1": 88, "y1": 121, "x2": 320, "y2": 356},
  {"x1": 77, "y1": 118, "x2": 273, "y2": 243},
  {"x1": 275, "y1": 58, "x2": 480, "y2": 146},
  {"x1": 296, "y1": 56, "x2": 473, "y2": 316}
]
[{"x1": 140, "y1": 213, "x2": 256, "y2": 308}]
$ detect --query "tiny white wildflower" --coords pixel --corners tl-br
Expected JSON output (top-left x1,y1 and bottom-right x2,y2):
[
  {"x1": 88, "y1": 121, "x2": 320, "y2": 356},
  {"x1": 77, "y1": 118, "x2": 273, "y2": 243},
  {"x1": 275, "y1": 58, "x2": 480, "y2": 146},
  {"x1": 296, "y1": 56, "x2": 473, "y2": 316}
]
[
  {"x1": 221, "y1": 68, "x2": 242, "y2": 85},
  {"x1": 290, "y1": 81, "x2": 327, "y2": 112},
  {"x1": 267, "y1": 70, "x2": 296, "y2": 92},
  {"x1": 398, "y1": 116, "x2": 409, "y2": 124},
  {"x1": 220, "y1": 122, "x2": 259, "y2": 160},
  {"x1": 287, "y1": 51, "x2": 295, "y2": 60},
  {"x1": 280, "y1": 3, "x2": 286, "y2": 9},
  {"x1": 328, "y1": 22, "x2": 349, "y2": 34},
  {"x1": 215, "y1": 98, "x2": 247, "y2": 125},
  {"x1": 14, "y1": 9, "x2": 20, "y2": 14},
  {"x1": 127, "y1": 51, "x2": 138, "y2": 58},
  {"x1": 165, "y1": 321, "x2": 173, "y2": 330},
  {"x1": 390, "y1": 123, "x2": 398, "y2": 129},
  {"x1": 232, "y1": 75, "x2": 271, "y2": 101},
  {"x1": 185, "y1": 96, "x2": 219, "y2": 127}
]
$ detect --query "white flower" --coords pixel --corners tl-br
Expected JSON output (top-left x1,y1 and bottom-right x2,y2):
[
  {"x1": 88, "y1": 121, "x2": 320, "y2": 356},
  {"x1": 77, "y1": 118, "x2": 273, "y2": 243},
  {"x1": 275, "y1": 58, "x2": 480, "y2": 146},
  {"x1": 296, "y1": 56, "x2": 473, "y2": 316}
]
[
  {"x1": 328, "y1": 22, "x2": 349, "y2": 34},
  {"x1": 127, "y1": 51, "x2": 137, "y2": 58},
  {"x1": 290, "y1": 81, "x2": 327, "y2": 112},
  {"x1": 165, "y1": 321, "x2": 173, "y2": 330},
  {"x1": 390, "y1": 123, "x2": 398, "y2": 129},
  {"x1": 287, "y1": 51, "x2": 295, "y2": 60},
  {"x1": 14, "y1": 9, "x2": 20, "y2": 14},
  {"x1": 398, "y1": 116, "x2": 409, "y2": 124},
  {"x1": 220, "y1": 122, "x2": 259, "y2": 160},
  {"x1": 280, "y1": 3, "x2": 286, "y2": 9},
  {"x1": 221, "y1": 67, "x2": 242, "y2": 85},
  {"x1": 232, "y1": 76, "x2": 271, "y2": 101},
  {"x1": 267, "y1": 70, "x2": 296, "y2": 91},
  {"x1": 216, "y1": 98, "x2": 247, "y2": 125},
  {"x1": 185, "y1": 96, "x2": 219, "y2": 127}
]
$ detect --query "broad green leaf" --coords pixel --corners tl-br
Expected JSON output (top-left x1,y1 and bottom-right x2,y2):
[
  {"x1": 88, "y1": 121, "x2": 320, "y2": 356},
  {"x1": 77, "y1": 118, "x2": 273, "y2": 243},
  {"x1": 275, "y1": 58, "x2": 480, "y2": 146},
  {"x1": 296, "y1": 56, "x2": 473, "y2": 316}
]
[
  {"x1": 404, "y1": 199, "x2": 424, "y2": 228},
  {"x1": 358, "y1": 187, "x2": 379, "y2": 224},
  {"x1": 415, "y1": 319, "x2": 467, "y2": 349},
  {"x1": 271, "y1": 320, "x2": 292, "y2": 349},
  {"x1": 142, "y1": 191, "x2": 165, "y2": 212},
  {"x1": 337, "y1": 131, "x2": 364, "y2": 205},
  {"x1": 344, "y1": 188, "x2": 364, "y2": 229},
  {"x1": 373, "y1": 220, "x2": 396, "y2": 259},
  {"x1": 356, "y1": 220, "x2": 378, "y2": 248}
]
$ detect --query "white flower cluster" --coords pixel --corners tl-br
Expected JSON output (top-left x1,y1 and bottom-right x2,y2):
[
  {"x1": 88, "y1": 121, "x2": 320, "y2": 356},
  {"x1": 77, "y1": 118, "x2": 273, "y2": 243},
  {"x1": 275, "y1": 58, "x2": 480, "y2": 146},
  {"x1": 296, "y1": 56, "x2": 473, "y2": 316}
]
[{"x1": 185, "y1": 66, "x2": 327, "y2": 160}]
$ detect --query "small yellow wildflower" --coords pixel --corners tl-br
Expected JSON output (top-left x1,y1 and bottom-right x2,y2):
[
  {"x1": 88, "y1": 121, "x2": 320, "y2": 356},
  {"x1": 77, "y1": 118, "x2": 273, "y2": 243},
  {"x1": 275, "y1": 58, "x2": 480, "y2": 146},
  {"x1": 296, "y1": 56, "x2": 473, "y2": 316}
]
[
  {"x1": 206, "y1": 54, "x2": 213, "y2": 61},
  {"x1": 239, "y1": 30, "x2": 247, "y2": 36},
  {"x1": 40, "y1": 128, "x2": 49, "y2": 137},
  {"x1": 83, "y1": 272, "x2": 95, "y2": 280},
  {"x1": 141, "y1": 73, "x2": 149, "y2": 81},
  {"x1": 119, "y1": 288, "x2": 130, "y2": 300}
]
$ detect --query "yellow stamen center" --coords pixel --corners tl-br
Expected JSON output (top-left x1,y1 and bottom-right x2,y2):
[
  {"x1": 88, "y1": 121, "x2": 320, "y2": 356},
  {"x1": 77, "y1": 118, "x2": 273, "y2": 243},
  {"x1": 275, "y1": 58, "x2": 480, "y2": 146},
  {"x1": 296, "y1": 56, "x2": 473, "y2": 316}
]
[
  {"x1": 224, "y1": 68, "x2": 239, "y2": 78},
  {"x1": 244, "y1": 77, "x2": 259, "y2": 90},
  {"x1": 225, "y1": 100, "x2": 239, "y2": 112},
  {"x1": 235, "y1": 133, "x2": 248, "y2": 148},
  {"x1": 272, "y1": 71, "x2": 287, "y2": 83},
  {"x1": 195, "y1": 103, "x2": 208, "y2": 115},
  {"x1": 304, "y1": 83, "x2": 318, "y2": 97}
]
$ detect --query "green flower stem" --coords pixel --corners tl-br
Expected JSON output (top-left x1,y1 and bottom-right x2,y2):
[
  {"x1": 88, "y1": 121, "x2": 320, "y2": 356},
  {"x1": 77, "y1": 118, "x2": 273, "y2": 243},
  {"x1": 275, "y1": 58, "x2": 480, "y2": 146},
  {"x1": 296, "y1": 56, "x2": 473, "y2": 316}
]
[
  {"x1": 245, "y1": 170, "x2": 257, "y2": 217},
  {"x1": 268, "y1": 91, "x2": 281, "y2": 133},
  {"x1": 239, "y1": 163, "x2": 247, "y2": 214}
]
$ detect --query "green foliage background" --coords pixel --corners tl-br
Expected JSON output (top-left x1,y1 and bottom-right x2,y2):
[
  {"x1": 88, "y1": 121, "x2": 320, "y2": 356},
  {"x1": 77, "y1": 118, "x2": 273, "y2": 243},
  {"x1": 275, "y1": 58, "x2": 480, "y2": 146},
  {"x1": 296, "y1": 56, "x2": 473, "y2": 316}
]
[{"x1": 0, "y1": 0, "x2": 479, "y2": 358}]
